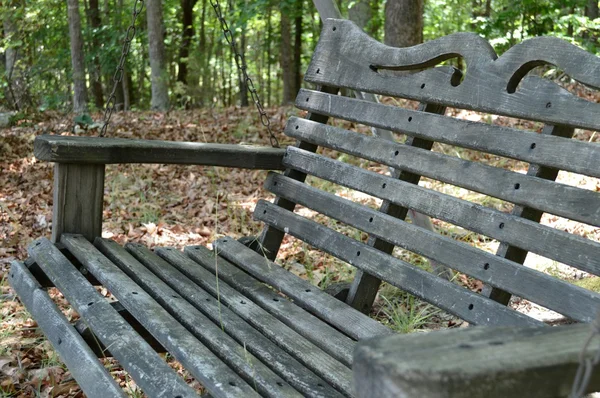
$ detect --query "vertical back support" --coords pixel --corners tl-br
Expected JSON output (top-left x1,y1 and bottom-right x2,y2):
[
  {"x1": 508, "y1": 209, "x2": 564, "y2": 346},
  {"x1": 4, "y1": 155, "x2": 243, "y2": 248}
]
[{"x1": 52, "y1": 163, "x2": 105, "y2": 243}]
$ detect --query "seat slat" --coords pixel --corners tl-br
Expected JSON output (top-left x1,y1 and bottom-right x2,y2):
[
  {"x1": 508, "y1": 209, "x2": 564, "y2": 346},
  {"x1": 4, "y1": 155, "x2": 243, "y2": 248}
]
[
  {"x1": 184, "y1": 245, "x2": 356, "y2": 367},
  {"x1": 265, "y1": 173, "x2": 600, "y2": 322},
  {"x1": 8, "y1": 261, "x2": 127, "y2": 398},
  {"x1": 284, "y1": 147, "x2": 600, "y2": 277},
  {"x1": 253, "y1": 200, "x2": 542, "y2": 327},
  {"x1": 58, "y1": 235, "x2": 262, "y2": 398},
  {"x1": 287, "y1": 115, "x2": 600, "y2": 227},
  {"x1": 153, "y1": 246, "x2": 354, "y2": 395},
  {"x1": 293, "y1": 90, "x2": 600, "y2": 180},
  {"x1": 26, "y1": 238, "x2": 199, "y2": 398},
  {"x1": 212, "y1": 238, "x2": 393, "y2": 341},
  {"x1": 116, "y1": 241, "x2": 351, "y2": 398},
  {"x1": 305, "y1": 19, "x2": 600, "y2": 131}
]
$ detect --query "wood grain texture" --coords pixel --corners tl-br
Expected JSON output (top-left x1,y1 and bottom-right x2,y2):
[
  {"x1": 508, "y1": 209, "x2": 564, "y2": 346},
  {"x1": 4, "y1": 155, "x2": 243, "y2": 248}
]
[
  {"x1": 26, "y1": 238, "x2": 198, "y2": 398},
  {"x1": 353, "y1": 324, "x2": 599, "y2": 398},
  {"x1": 344, "y1": 102, "x2": 449, "y2": 314},
  {"x1": 253, "y1": 200, "x2": 542, "y2": 327},
  {"x1": 292, "y1": 91, "x2": 600, "y2": 179},
  {"x1": 485, "y1": 123, "x2": 574, "y2": 305},
  {"x1": 93, "y1": 239, "x2": 330, "y2": 398},
  {"x1": 35, "y1": 135, "x2": 286, "y2": 169},
  {"x1": 286, "y1": 115, "x2": 600, "y2": 227},
  {"x1": 58, "y1": 235, "x2": 261, "y2": 398},
  {"x1": 153, "y1": 246, "x2": 354, "y2": 396},
  {"x1": 184, "y1": 244, "x2": 356, "y2": 367},
  {"x1": 212, "y1": 238, "x2": 393, "y2": 340},
  {"x1": 8, "y1": 261, "x2": 127, "y2": 398},
  {"x1": 283, "y1": 147, "x2": 600, "y2": 277},
  {"x1": 52, "y1": 163, "x2": 104, "y2": 243},
  {"x1": 306, "y1": 19, "x2": 600, "y2": 131},
  {"x1": 265, "y1": 173, "x2": 600, "y2": 322}
]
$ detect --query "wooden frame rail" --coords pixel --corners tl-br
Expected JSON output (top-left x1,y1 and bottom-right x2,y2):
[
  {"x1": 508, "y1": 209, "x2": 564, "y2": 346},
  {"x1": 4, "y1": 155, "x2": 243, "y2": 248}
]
[{"x1": 353, "y1": 324, "x2": 599, "y2": 398}]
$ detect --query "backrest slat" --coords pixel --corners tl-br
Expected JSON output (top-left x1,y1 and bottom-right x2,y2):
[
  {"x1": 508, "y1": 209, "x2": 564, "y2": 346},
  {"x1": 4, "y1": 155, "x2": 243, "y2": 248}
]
[
  {"x1": 294, "y1": 90, "x2": 600, "y2": 179},
  {"x1": 283, "y1": 147, "x2": 600, "y2": 277},
  {"x1": 306, "y1": 20, "x2": 600, "y2": 131},
  {"x1": 264, "y1": 173, "x2": 600, "y2": 323},
  {"x1": 254, "y1": 200, "x2": 543, "y2": 327},
  {"x1": 286, "y1": 118, "x2": 600, "y2": 227}
]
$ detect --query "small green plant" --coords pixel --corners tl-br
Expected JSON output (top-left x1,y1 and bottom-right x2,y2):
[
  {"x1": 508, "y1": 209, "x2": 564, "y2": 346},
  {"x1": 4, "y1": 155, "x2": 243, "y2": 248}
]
[{"x1": 380, "y1": 293, "x2": 439, "y2": 334}]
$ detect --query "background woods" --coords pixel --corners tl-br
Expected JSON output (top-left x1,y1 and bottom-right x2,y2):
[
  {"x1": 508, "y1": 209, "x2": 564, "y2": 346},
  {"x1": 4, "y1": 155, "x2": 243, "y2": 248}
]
[{"x1": 0, "y1": 0, "x2": 599, "y2": 115}]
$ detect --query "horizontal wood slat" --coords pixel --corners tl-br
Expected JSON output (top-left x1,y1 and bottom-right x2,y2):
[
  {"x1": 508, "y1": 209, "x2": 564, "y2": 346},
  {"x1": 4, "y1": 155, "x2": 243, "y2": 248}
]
[
  {"x1": 8, "y1": 261, "x2": 127, "y2": 398},
  {"x1": 212, "y1": 238, "x2": 392, "y2": 341},
  {"x1": 305, "y1": 19, "x2": 600, "y2": 131},
  {"x1": 253, "y1": 200, "x2": 543, "y2": 327},
  {"x1": 283, "y1": 147, "x2": 600, "y2": 277},
  {"x1": 265, "y1": 173, "x2": 600, "y2": 322},
  {"x1": 94, "y1": 239, "x2": 336, "y2": 398},
  {"x1": 353, "y1": 324, "x2": 600, "y2": 398},
  {"x1": 292, "y1": 90, "x2": 600, "y2": 179},
  {"x1": 152, "y1": 246, "x2": 354, "y2": 396},
  {"x1": 286, "y1": 116, "x2": 600, "y2": 227},
  {"x1": 26, "y1": 238, "x2": 198, "y2": 398},
  {"x1": 184, "y1": 245, "x2": 356, "y2": 367},
  {"x1": 35, "y1": 135, "x2": 286, "y2": 169},
  {"x1": 58, "y1": 235, "x2": 261, "y2": 398}
]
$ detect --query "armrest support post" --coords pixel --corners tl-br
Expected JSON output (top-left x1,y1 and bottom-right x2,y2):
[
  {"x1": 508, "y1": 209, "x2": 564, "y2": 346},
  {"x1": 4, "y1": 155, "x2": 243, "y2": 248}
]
[{"x1": 52, "y1": 163, "x2": 104, "y2": 243}]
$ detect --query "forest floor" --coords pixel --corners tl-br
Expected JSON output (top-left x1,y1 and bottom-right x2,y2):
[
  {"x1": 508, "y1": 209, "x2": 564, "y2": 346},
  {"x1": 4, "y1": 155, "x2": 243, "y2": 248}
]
[{"x1": 1, "y1": 99, "x2": 599, "y2": 397}]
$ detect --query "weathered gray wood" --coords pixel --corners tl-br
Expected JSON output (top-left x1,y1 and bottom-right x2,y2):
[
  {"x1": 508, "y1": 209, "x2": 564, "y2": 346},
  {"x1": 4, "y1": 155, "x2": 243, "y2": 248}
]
[
  {"x1": 98, "y1": 239, "x2": 347, "y2": 398},
  {"x1": 345, "y1": 102, "x2": 449, "y2": 314},
  {"x1": 74, "y1": 301, "x2": 166, "y2": 356},
  {"x1": 26, "y1": 238, "x2": 198, "y2": 398},
  {"x1": 306, "y1": 19, "x2": 600, "y2": 131},
  {"x1": 213, "y1": 237, "x2": 393, "y2": 340},
  {"x1": 35, "y1": 135, "x2": 286, "y2": 169},
  {"x1": 8, "y1": 261, "x2": 127, "y2": 398},
  {"x1": 265, "y1": 173, "x2": 600, "y2": 322},
  {"x1": 57, "y1": 235, "x2": 260, "y2": 398},
  {"x1": 486, "y1": 123, "x2": 575, "y2": 305},
  {"x1": 287, "y1": 116, "x2": 600, "y2": 227},
  {"x1": 293, "y1": 89, "x2": 600, "y2": 180},
  {"x1": 353, "y1": 324, "x2": 599, "y2": 398},
  {"x1": 153, "y1": 246, "x2": 354, "y2": 395},
  {"x1": 184, "y1": 244, "x2": 356, "y2": 367},
  {"x1": 283, "y1": 147, "x2": 600, "y2": 276},
  {"x1": 52, "y1": 163, "x2": 104, "y2": 243},
  {"x1": 257, "y1": 85, "x2": 338, "y2": 260},
  {"x1": 253, "y1": 200, "x2": 543, "y2": 327}
]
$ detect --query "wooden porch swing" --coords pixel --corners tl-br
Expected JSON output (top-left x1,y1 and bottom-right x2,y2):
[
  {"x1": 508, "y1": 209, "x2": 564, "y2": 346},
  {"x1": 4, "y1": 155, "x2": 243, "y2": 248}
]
[{"x1": 8, "y1": 1, "x2": 600, "y2": 397}]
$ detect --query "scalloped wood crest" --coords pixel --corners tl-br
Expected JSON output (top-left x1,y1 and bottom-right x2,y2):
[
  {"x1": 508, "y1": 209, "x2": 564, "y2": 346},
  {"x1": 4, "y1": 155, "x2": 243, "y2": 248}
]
[{"x1": 306, "y1": 19, "x2": 600, "y2": 131}]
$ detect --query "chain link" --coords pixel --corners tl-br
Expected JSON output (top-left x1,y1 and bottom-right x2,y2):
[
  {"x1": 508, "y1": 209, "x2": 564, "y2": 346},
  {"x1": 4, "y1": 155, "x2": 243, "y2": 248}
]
[
  {"x1": 571, "y1": 311, "x2": 600, "y2": 398},
  {"x1": 209, "y1": 0, "x2": 280, "y2": 148},
  {"x1": 100, "y1": 0, "x2": 144, "y2": 137}
]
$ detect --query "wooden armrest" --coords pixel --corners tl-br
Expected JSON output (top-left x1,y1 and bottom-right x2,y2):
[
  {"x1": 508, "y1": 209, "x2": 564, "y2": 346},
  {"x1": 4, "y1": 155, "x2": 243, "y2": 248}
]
[
  {"x1": 34, "y1": 135, "x2": 286, "y2": 170},
  {"x1": 353, "y1": 324, "x2": 600, "y2": 398}
]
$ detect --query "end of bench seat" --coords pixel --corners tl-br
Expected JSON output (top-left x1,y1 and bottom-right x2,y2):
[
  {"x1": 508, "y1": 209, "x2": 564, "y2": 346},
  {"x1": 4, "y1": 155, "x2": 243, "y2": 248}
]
[
  {"x1": 353, "y1": 324, "x2": 599, "y2": 398},
  {"x1": 34, "y1": 134, "x2": 286, "y2": 169}
]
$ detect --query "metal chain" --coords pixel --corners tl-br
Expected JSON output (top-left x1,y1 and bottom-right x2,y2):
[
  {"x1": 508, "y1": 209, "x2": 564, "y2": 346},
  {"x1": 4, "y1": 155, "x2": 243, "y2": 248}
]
[
  {"x1": 100, "y1": 0, "x2": 144, "y2": 137},
  {"x1": 571, "y1": 311, "x2": 600, "y2": 398},
  {"x1": 208, "y1": 0, "x2": 280, "y2": 148}
]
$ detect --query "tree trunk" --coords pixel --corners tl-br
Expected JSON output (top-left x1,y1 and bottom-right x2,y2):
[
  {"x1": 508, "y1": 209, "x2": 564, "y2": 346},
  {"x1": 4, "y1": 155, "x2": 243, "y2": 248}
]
[
  {"x1": 67, "y1": 0, "x2": 89, "y2": 114},
  {"x1": 349, "y1": 0, "x2": 372, "y2": 31},
  {"x1": 266, "y1": 6, "x2": 272, "y2": 107},
  {"x1": 88, "y1": 0, "x2": 104, "y2": 108},
  {"x1": 280, "y1": 10, "x2": 294, "y2": 104},
  {"x1": 384, "y1": 0, "x2": 423, "y2": 48},
  {"x1": 238, "y1": 30, "x2": 249, "y2": 107},
  {"x1": 293, "y1": 1, "x2": 302, "y2": 97},
  {"x1": 177, "y1": 0, "x2": 197, "y2": 86},
  {"x1": 586, "y1": 0, "x2": 599, "y2": 19},
  {"x1": 3, "y1": 1, "x2": 28, "y2": 111},
  {"x1": 146, "y1": 0, "x2": 170, "y2": 110}
]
